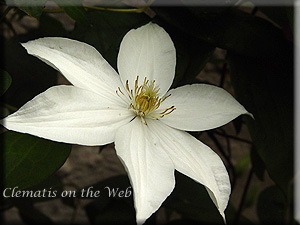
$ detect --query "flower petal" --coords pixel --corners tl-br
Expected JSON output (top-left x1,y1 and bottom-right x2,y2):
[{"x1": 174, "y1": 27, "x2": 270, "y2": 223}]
[
  {"x1": 160, "y1": 84, "x2": 251, "y2": 131},
  {"x1": 22, "y1": 37, "x2": 123, "y2": 103},
  {"x1": 117, "y1": 22, "x2": 176, "y2": 96},
  {"x1": 115, "y1": 117, "x2": 175, "y2": 224},
  {"x1": 1, "y1": 85, "x2": 134, "y2": 146},
  {"x1": 147, "y1": 119, "x2": 231, "y2": 221}
]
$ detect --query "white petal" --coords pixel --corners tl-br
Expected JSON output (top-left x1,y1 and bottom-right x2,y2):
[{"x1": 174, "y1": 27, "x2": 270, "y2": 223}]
[
  {"x1": 22, "y1": 37, "x2": 123, "y2": 103},
  {"x1": 117, "y1": 22, "x2": 176, "y2": 96},
  {"x1": 147, "y1": 119, "x2": 231, "y2": 221},
  {"x1": 1, "y1": 85, "x2": 134, "y2": 146},
  {"x1": 160, "y1": 84, "x2": 251, "y2": 131},
  {"x1": 115, "y1": 117, "x2": 175, "y2": 224}
]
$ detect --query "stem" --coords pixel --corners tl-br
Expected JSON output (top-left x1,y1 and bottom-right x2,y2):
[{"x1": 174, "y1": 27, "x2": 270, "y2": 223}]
[
  {"x1": 0, "y1": 6, "x2": 12, "y2": 24},
  {"x1": 220, "y1": 128, "x2": 232, "y2": 158},
  {"x1": 0, "y1": 6, "x2": 17, "y2": 36},
  {"x1": 69, "y1": 199, "x2": 78, "y2": 225},
  {"x1": 43, "y1": 0, "x2": 155, "y2": 14},
  {"x1": 83, "y1": 4, "x2": 146, "y2": 13},
  {"x1": 219, "y1": 51, "x2": 228, "y2": 88},
  {"x1": 234, "y1": 167, "x2": 254, "y2": 224},
  {"x1": 214, "y1": 130, "x2": 253, "y2": 145},
  {"x1": 1, "y1": 103, "x2": 18, "y2": 112},
  {"x1": 219, "y1": 62, "x2": 227, "y2": 88}
]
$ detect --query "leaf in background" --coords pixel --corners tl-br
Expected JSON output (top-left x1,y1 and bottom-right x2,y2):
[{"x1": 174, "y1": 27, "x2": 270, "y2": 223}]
[
  {"x1": 83, "y1": 175, "x2": 135, "y2": 224},
  {"x1": 258, "y1": 6, "x2": 294, "y2": 41},
  {"x1": 152, "y1": 12, "x2": 215, "y2": 88},
  {"x1": 12, "y1": 0, "x2": 47, "y2": 18},
  {"x1": 235, "y1": 152, "x2": 250, "y2": 178},
  {"x1": 258, "y1": 6, "x2": 293, "y2": 27},
  {"x1": 225, "y1": 202, "x2": 255, "y2": 224},
  {"x1": 228, "y1": 52, "x2": 293, "y2": 195},
  {"x1": 0, "y1": 69, "x2": 12, "y2": 96},
  {"x1": 250, "y1": 146, "x2": 265, "y2": 181},
  {"x1": 53, "y1": 0, "x2": 89, "y2": 25},
  {"x1": 3, "y1": 36, "x2": 59, "y2": 108},
  {"x1": 11, "y1": 197, "x2": 54, "y2": 225},
  {"x1": 163, "y1": 172, "x2": 223, "y2": 224},
  {"x1": 71, "y1": 10, "x2": 150, "y2": 70},
  {"x1": 1, "y1": 131, "x2": 71, "y2": 193},
  {"x1": 85, "y1": 199, "x2": 136, "y2": 225},
  {"x1": 155, "y1": 18, "x2": 215, "y2": 87},
  {"x1": 153, "y1": 7, "x2": 292, "y2": 66},
  {"x1": 244, "y1": 184, "x2": 259, "y2": 209},
  {"x1": 233, "y1": 116, "x2": 243, "y2": 135},
  {"x1": 257, "y1": 185, "x2": 287, "y2": 224},
  {"x1": 38, "y1": 13, "x2": 69, "y2": 37}
]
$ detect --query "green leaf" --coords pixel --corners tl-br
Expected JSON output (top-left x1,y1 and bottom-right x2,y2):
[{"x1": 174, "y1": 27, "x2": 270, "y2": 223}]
[
  {"x1": 0, "y1": 69, "x2": 12, "y2": 96},
  {"x1": 53, "y1": 0, "x2": 89, "y2": 25},
  {"x1": 235, "y1": 152, "x2": 250, "y2": 178},
  {"x1": 1, "y1": 131, "x2": 71, "y2": 193},
  {"x1": 228, "y1": 52, "x2": 293, "y2": 195},
  {"x1": 257, "y1": 185, "x2": 287, "y2": 224},
  {"x1": 21, "y1": 174, "x2": 64, "y2": 203},
  {"x1": 13, "y1": 0, "x2": 47, "y2": 18}
]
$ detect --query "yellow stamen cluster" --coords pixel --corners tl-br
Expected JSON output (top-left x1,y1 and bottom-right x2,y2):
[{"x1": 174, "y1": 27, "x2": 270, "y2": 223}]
[{"x1": 116, "y1": 76, "x2": 175, "y2": 124}]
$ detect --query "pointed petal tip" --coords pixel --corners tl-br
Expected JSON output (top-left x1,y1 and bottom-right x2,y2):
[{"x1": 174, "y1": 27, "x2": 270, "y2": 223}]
[
  {"x1": 0, "y1": 116, "x2": 11, "y2": 129},
  {"x1": 246, "y1": 112, "x2": 255, "y2": 120},
  {"x1": 136, "y1": 215, "x2": 147, "y2": 225},
  {"x1": 20, "y1": 40, "x2": 31, "y2": 51},
  {"x1": 220, "y1": 211, "x2": 227, "y2": 224}
]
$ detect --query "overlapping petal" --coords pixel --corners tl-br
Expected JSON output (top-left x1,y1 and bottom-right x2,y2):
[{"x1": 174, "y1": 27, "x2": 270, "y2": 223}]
[
  {"x1": 1, "y1": 85, "x2": 134, "y2": 146},
  {"x1": 147, "y1": 119, "x2": 231, "y2": 221},
  {"x1": 115, "y1": 117, "x2": 175, "y2": 224},
  {"x1": 160, "y1": 84, "x2": 251, "y2": 131},
  {"x1": 117, "y1": 22, "x2": 176, "y2": 96},
  {"x1": 22, "y1": 37, "x2": 123, "y2": 103}
]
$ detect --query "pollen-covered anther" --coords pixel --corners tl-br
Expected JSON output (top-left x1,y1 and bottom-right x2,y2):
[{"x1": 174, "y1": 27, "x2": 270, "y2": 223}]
[
  {"x1": 160, "y1": 106, "x2": 176, "y2": 118},
  {"x1": 116, "y1": 76, "x2": 175, "y2": 120}
]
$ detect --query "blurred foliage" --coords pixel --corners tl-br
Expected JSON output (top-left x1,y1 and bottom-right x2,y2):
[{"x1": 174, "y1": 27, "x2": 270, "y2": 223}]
[
  {"x1": 228, "y1": 49, "x2": 293, "y2": 195},
  {"x1": 12, "y1": 0, "x2": 47, "y2": 18},
  {"x1": 257, "y1": 185, "x2": 288, "y2": 224},
  {"x1": 0, "y1": 0, "x2": 295, "y2": 224},
  {"x1": 1, "y1": 131, "x2": 71, "y2": 194},
  {"x1": 0, "y1": 70, "x2": 12, "y2": 96}
]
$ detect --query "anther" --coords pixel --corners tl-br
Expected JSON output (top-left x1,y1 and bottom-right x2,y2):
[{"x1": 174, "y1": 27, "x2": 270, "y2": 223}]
[{"x1": 115, "y1": 76, "x2": 175, "y2": 121}]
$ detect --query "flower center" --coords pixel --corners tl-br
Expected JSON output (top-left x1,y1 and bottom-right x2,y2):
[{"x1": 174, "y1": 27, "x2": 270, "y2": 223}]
[{"x1": 116, "y1": 76, "x2": 175, "y2": 125}]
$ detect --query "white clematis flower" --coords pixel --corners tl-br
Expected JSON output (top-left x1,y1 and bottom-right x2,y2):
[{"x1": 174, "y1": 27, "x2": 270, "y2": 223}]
[{"x1": 1, "y1": 22, "x2": 251, "y2": 224}]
